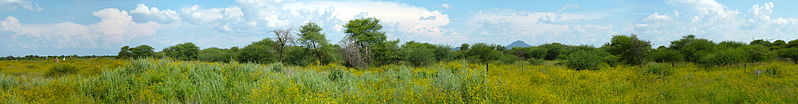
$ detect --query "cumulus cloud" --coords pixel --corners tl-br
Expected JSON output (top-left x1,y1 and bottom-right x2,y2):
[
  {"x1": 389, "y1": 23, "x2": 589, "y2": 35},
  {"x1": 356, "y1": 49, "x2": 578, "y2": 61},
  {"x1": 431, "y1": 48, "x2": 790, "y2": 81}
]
[
  {"x1": 0, "y1": 8, "x2": 159, "y2": 48},
  {"x1": 0, "y1": 0, "x2": 42, "y2": 11},
  {"x1": 441, "y1": 3, "x2": 450, "y2": 9},
  {"x1": 635, "y1": 0, "x2": 798, "y2": 46},
  {"x1": 129, "y1": 4, "x2": 180, "y2": 23}
]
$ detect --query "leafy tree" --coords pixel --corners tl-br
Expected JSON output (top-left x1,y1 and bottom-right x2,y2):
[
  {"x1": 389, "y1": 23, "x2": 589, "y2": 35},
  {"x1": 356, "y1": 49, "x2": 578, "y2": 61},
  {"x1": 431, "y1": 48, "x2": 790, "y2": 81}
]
[
  {"x1": 563, "y1": 50, "x2": 602, "y2": 70},
  {"x1": 459, "y1": 43, "x2": 470, "y2": 51},
  {"x1": 539, "y1": 43, "x2": 565, "y2": 60},
  {"x1": 772, "y1": 40, "x2": 787, "y2": 49},
  {"x1": 464, "y1": 43, "x2": 516, "y2": 63},
  {"x1": 698, "y1": 48, "x2": 748, "y2": 66},
  {"x1": 788, "y1": 39, "x2": 798, "y2": 48},
  {"x1": 163, "y1": 42, "x2": 200, "y2": 60},
  {"x1": 718, "y1": 41, "x2": 746, "y2": 49},
  {"x1": 669, "y1": 35, "x2": 716, "y2": 62},
  {"x1": 130, "y1": 45, "x2": 155, "y2": 59},
  {"x1": 741, "y1": 45, "x2": 775, "y2": 62},
  {"x1": 297, "y1": 22, "x2": 337, "y2": 65},
  {"x1": 604, "y1": 34, "x2": 651, "y2": 65},
  {"x1": 649, "y1": 47, "x2": 685, "y2": 62},
  {"x1": 777, "y1": 48, "x2": 798, "y2": 63},
  {"x1": 341, "y1": 18, "x2": 396, "y2": 68},
  {"x1": 117, "y1": 46, "x2": 132, "y2": 59},
  {"x1": 510, "y1": 47, "x2": 548, "y2": 60},
  {"x1": 433, "y1": 45, "x2": 455, "y2": 61},
  {"x1": 400, "y1": 41, "x2": 436, "y2": 66},
  {"x1": 750, "y1": 39, "x2": 771, "y2": 47},
  {"x1": 238, "y1": 38, "x2": 278, "y2": 63},
  {"x1": 199, "y1": 47, "x2": 236, "y2": 62}
]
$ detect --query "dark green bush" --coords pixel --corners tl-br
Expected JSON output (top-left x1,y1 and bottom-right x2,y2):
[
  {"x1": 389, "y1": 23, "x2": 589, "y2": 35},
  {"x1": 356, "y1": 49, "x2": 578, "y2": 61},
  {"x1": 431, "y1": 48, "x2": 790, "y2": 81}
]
[
  {"x1": 47, "y1": 64, "x2": 79, "y2": 77},
  {"x1": 698, "y1": 48, "x2": 748, "y2": 66},
  {"x1": 563, "y1": 50, "x2": 602, "y2": 70}
]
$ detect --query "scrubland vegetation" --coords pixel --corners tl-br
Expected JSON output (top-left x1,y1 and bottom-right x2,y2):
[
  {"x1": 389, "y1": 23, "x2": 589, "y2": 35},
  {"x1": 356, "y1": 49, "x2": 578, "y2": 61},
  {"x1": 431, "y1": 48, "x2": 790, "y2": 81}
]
[
  {"x1": 0, "y1": 59, "x2": 796, "y2": 103},
  {"x1": 2, "y1": 17, "x2": 798, "y2": 103}
]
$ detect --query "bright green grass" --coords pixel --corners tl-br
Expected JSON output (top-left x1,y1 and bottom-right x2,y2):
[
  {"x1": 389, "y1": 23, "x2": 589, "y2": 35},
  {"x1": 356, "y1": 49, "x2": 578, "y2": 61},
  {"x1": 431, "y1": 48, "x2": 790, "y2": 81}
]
[{"x1": 0, "y1": 59, "x2": 796, "y2": 103}]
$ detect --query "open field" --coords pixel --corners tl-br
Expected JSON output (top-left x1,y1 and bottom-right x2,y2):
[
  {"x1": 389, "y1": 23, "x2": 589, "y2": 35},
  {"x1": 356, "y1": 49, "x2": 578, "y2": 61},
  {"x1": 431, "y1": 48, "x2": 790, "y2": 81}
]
[{"x1": 0, "y1": 59, "x2": 796, "y2": 103}]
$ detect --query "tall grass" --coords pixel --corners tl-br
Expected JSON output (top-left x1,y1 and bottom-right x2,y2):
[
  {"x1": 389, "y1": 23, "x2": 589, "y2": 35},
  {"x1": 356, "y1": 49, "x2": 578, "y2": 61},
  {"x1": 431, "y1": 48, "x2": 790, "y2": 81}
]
[{"x1": 0, "y1": 59, "x2": 796, "y2": 103}]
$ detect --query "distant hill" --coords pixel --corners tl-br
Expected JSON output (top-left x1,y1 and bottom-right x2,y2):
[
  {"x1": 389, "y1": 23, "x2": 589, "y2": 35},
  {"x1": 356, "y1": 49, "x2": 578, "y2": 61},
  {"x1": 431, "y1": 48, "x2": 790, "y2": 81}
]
[{"x1": 506, "y1": 40, "x2": 531, "y2": 49}]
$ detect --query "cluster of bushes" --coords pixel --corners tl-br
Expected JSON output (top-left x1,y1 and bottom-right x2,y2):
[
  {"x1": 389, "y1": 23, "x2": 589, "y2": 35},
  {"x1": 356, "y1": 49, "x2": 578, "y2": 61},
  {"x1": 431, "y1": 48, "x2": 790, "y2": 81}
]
[{"x1": 116, "y1": 17, "x2": 798, "y2": 70}]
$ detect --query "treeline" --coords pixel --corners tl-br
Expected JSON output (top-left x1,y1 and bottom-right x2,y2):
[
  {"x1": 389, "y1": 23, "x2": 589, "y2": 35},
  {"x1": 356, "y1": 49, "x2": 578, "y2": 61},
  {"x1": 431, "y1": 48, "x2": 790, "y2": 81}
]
[
  {"x1": 116, "y1": 18, "x2": 798, "y2": 70},
  {"x1": 0, "y1": 55, "x2": 115, "y2": 60}
]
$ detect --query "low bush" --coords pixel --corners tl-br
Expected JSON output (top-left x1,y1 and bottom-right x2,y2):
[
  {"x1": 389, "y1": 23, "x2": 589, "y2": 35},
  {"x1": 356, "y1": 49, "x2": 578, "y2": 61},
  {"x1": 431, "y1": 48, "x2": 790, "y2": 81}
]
[{"x1": 47, "y1": 64, "x2": 78, "y2": 77}]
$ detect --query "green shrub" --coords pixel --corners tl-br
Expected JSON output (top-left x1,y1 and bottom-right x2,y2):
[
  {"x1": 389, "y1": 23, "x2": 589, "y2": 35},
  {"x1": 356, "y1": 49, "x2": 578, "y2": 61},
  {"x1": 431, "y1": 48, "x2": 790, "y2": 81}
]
[
  {"x1": 527, "y1": 58, "x2": 544, "y2": 65},
  {"x1": 698, "y1": 48, "x2": 748, "y2": 66},
  {"x1": 0, "y1": 74, "x2": 18, "y2": 89},
  {"x1": 563, "y1": 50, "x2": 602, "y2": 70},
  {"x1": 642, "y1": 63, "x2": 673, "y2": 76},
  {"x1": 47, "y1": 64, "x2": 79, "y2": 77}
]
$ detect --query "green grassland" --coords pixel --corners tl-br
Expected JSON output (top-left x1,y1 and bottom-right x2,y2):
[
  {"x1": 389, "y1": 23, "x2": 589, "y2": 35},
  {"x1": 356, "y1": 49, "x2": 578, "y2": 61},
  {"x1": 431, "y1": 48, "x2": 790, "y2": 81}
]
[{"x1": 0, "y1": 59, "x2": 796, "y2": 103}]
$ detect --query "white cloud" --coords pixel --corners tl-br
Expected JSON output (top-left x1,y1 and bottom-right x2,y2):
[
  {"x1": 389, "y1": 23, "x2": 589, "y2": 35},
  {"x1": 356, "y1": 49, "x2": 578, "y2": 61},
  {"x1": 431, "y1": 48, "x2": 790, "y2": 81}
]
[
  {"x1": 635, "y1": 1, "x2": 798, "y2": 46},
  {"x1": 441, "y1": 3, "x2": 450, "y2": 9},
  {"x1": 130, "y1": 4, "x2": 180, "y2": 23},
  {"x1": 0, "y1": 0, "x2": 42, "y2": 11},
  {"x1": 0, "y1": 8, "x2": 159, "y2": 48}
]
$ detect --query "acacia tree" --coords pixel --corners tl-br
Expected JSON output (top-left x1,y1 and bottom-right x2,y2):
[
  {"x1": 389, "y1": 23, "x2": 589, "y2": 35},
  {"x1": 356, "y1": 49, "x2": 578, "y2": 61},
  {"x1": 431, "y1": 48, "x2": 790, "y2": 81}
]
[
  {"x1": 298, "y1": 22, "x2": 336, "y2": 64},
  {"x1": 341, "y1": 18, "x2": 391, "y2": 68}
]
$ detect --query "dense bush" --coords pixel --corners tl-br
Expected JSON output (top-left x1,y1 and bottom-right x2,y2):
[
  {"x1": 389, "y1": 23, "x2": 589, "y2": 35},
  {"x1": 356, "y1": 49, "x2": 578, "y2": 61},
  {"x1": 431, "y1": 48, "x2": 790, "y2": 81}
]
[
  {"x1": 563, "y1": 50, "x2": 602, "y2": 70},
  {"x1": 604, "y1": 34, "x2": 651, "y2": 65},
  {"x1": 47, "y1": 64, "x2": 79, "y2": 77},
  {"x1": 510, "y1": 47, "x2": 548, "y2": 60},
  {"x1": 238, "y1": 39, "x2": 278, "y2": 63},
  {"x1": 199, "y1": 47, "x2": 237, "y2": 62},
  {"x1": 163, "y1": 42, "x2": 200, "y2": 60},
  {"x1": 698, "y1": 48, "x2": 748, "y2": 66},
  {"x1": 400, "y1": 41, "x2": 437, "y2": 66}
]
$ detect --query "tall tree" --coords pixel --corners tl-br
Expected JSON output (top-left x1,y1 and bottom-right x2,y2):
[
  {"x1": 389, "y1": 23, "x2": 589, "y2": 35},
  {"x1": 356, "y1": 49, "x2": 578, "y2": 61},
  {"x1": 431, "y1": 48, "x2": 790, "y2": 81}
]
[
  {"x1": 298, "y1": 22, "x2": 332, "y2": 64},
  {"x1": 130, "y1": 45, "x2": 155, "y2": 59},
  {"x1": 118, "y1": 46, "x2": 131, "y2": 59},
  {"x1": 163, "y1": 42, "x2": 200, "y2": 60},
  {"x1": 341, "y1": 18, "x2": 392, "y2": 68},
  {"x1": 604, "y1": 34, "x2": 651, "y2": 66}
]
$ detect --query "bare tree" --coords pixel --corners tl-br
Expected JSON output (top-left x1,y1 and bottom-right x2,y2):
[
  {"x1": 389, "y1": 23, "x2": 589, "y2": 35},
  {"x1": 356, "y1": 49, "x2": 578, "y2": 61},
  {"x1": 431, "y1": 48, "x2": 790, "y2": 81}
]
[
  {"x1": 340, "y1": 36, "x2": 371, "y2": 69},
  {"x1": 273, "y1": 28, "x2": 294, "y2": 62}
]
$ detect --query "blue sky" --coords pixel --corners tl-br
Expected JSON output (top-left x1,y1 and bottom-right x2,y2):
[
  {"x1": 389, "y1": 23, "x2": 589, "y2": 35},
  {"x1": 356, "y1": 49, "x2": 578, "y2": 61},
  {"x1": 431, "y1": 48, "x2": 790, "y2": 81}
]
[{"x1": 1, "y1": 0, "x2": 797, "y2": 56}]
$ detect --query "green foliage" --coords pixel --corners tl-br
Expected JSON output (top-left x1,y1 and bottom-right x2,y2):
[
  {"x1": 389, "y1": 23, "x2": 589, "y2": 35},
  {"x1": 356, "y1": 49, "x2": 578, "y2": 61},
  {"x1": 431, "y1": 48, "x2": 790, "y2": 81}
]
[
  {"x1": 669, "y1": 35, "x2": 716, "y2": 62},
  {"x1": 344, "y1": 18, "x2": 387, "y2": 46},
  {"x1": 47, "y1": 64, "x2": 79, "y2": 77},
  {"x1": 297, "y1": 22, "x2": 339, "y2": 65},
  {"x1": 604, "y1": 34, "x2": 651, "y2": 65},
  {"x1": 121, "y1": 45, "x2": 156, "y2": 59},
  {"x1": 642, "y1": 63, "x2": 674, "y2": 76},
  {"x1": 510, "y1": 47, "x2": 548, "y2": 60},
  {"x1": 741, "y1": 45, "x2": 775, "y2": 62},
  {"x1": 772, "y1": 40, "x2": 787, "y2": 49},
  {"x1": 400, "y1": 41, "x2": 437, "y2": 66},
  {"x1": 750, "y1": 39, "x2": 772, "y2": 47},
  {"x1": 199, "y1": 47, "x2": 237, "y2": 62},
  {"x1": 539, "y1": 43, "x2": 565, "y2": 60},
  {"x1": 649, "y1": 48, "x2": 685, "y2": 62},
  {"x1": 563, "y1": 50, "x2": 602, "y2": 70},
  {"x1": 788, "y1": 39, "x2": 798, "y2": 48},
  {"x1": 463, "y1": 43, "x2": 516, "y2": 63},
  {"x1": 163, "y1": 42, "x2": 200, "y2": 60},
  {"x1": 238, "y1": 39, "x2": 277, "y2": 63},
  {"x1": 698, "y1": 48, "x2": 748, "y2": 66},
  {"x1": 526, "y1": 58, "x2": 544, "y2": 65},
  {"x1": 117, "y1": 46, "x2": 131, "y2": 59},
  {"x1": 777, "y1": 48, "x2": 798, "y2": 63}
]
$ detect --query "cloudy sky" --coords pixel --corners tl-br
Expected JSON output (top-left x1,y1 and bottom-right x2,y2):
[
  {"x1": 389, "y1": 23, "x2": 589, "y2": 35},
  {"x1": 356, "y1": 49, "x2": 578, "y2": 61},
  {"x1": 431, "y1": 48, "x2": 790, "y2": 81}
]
[{"x1": 1, "y1": 0, "x2": 798, "y2": 56}]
